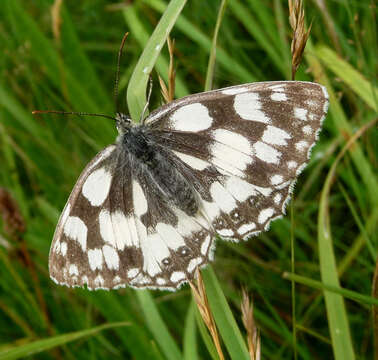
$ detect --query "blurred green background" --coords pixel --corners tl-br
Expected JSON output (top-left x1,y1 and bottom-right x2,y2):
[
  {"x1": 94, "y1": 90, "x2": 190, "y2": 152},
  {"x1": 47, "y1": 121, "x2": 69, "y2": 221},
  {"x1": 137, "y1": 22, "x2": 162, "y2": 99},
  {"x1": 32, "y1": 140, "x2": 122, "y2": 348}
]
[{"x1": 0, "y1": 0, "x2": 376, "y2": 359}]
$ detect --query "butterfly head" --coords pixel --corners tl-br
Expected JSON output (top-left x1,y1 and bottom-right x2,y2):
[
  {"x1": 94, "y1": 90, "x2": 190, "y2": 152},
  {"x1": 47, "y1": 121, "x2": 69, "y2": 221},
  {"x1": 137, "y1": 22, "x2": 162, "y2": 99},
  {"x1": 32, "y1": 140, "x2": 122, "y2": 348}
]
[{"x1": 116, "y1": 112, "x2": 132, "y2": 134}]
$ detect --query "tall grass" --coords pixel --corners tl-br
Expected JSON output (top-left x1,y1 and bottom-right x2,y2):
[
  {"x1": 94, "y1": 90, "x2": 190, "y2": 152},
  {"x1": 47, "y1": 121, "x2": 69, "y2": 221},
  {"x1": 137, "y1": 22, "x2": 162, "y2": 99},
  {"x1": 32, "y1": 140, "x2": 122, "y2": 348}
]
[{"x1": 0, "y1": 0, "x2": 376, "y2": 359}]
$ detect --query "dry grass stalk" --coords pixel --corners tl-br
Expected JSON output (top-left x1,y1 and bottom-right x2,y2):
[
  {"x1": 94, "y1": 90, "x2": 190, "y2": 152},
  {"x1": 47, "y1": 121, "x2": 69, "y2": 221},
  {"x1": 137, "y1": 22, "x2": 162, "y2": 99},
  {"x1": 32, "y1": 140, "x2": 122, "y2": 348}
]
[
  {"x1": 189, "y1": 268, "x2": 225, "y2": 360},
  {"x1": 0, "y1": 188, "x2": 56, "y2": 340},
  {"x1": 51, "y1": 0, "x2": 63, "y2": 41},
  {"x1": 288, "y1": 0, "x2": 312, "y2": 80},
  {"x1": 0, "y1": 188, "x2": 26, "y2": 237},
  {"x1": 241, "y1": 289, "x2": 261, "y2": 360},
  {"x1": 159, "y1": 37, "x2": 176, "y2": 103}
]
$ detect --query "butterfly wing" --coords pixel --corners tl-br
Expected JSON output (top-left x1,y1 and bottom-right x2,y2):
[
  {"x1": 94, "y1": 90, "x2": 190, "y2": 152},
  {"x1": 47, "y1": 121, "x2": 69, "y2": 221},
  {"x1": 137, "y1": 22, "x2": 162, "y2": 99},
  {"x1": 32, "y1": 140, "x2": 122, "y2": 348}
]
[
  {"x1": 122, "y1": 163, "x2": 215, "y2": 290},
  {"x1": 49, "y1": 144, "x2": 214, "y2": 290},
  {"x1": 50, "y1": 80, "x2": 328, "y2": 291},
  {"x1": 148, "y1": 81, "x2": 329, "y2": 240},
  {"x1": 49, "y1": 145, "x2": 121, "y2": 289}
]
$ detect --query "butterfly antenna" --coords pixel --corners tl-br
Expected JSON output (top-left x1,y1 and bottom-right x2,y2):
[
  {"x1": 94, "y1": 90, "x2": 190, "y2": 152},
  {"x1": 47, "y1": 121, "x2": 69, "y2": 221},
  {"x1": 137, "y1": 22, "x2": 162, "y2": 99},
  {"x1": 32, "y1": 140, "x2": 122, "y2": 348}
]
[
  {"x1": 32, "y1": 110, "x2": 117, "y2": 121},
  {"x1": 114, "y1": 32, "x2": 129, "y2": 114},
  {"x1": 141, "y1": 76, "x2": 153, "y2": 123}
]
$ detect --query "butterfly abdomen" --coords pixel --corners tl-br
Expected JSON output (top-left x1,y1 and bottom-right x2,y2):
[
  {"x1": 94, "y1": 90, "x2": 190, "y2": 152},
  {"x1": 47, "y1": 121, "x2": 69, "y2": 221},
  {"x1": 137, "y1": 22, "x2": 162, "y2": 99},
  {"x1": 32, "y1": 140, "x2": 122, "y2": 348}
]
[{"x1": 122, "y1": 126, "x2": 198, "y2": 216}]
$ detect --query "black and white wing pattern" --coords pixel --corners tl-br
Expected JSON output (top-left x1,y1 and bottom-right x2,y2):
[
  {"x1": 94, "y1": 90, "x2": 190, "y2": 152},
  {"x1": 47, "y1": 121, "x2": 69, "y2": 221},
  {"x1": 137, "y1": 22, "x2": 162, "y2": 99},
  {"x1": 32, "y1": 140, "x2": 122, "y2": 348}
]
[
  {"x1": 49, "y1": 80, "x2": 328, "y2": 291},
  {"x1": 149, "y1": 81, "x2": 328, "y2": 240}
]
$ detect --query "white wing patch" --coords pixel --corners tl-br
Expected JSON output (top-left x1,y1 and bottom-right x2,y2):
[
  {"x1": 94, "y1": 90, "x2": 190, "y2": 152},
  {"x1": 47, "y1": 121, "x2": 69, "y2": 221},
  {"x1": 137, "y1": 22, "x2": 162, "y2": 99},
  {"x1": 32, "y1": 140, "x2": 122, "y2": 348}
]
[
  {"x1": 133, "y1": 180, "x2": 148, "y2": 217},
  {"x1": 170, "y1": 103, "x2": 213, "y2": 132},
  {"x1": 141, "y1": 233, "x2": 170, "y2": 276},
  {"x1": 234, "y1": 92, "x2": 271, "y2": 123},
  {"x1": 271, "y1": 92, "x2": 287, "y2": 101},
  {"x1": 210, "y1": 182, "x2": 237, "y2": 213},
  {"x1": 253, "y1": 141, "x2": 281, "y2": 164},
  {"x1": 210, "y1": 141, "x2": 252, "y2": 171},
  {"x1": 99, "y1": 210, "x2": 138, "y2": 250},
  {"x1": 102, "y1": 245, "x2": 119, "y2": 270},
  {"x1": 258, "y1": 208, "x2": 275, "y2": 224},
  {"x1": 173, "y1": 151, "x2": 210, "y2": 170},
  {"x1": 224, "y1": 176, "x2": 258, "y2": 202},
  {"x1": 212, "y1": 129, "x2": 253, "y2": 156},
  {"x1": 82, "y1": 168, "x2": 112, "y2": 206},
  {"x1": 294, "y1": 107, "x2": 308, "y2": 121},
  {"x1": 262, "y1": 126, "x2": 291, "y2": 146},
  {"x1": 63, "y1": 216, "x2": 87, "y2": 251},
  {"x1": 156, "y1": 222, "x2": 186, "y2": 250},
  {"x1": 88, "y1": 248, "x2": 103, "y2": 271}
]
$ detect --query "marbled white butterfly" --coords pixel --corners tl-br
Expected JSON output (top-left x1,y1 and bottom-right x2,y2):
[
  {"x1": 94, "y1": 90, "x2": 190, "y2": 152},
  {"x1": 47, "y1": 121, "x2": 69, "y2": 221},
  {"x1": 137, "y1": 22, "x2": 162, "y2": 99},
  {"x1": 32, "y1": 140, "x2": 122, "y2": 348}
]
[{"x1": 49, "y1": 78, "x2": 328, "y2": 291}]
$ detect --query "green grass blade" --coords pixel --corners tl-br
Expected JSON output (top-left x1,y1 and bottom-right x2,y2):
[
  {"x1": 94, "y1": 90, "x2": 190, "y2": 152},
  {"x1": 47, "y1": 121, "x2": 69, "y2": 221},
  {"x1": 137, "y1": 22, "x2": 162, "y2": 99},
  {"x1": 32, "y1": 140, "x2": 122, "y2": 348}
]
[
  {"x1": 204, "y1": 0, "x2": 228, "y2": 91},
  {"x1": 229, "y1": 0, "x2": 286, "y2": 75},
  {"x1": 4, "y1": 0, "x2": 109, "y2": 114},
  {"x1": 135, "y1": 291, "x2": 182, "y2": 360},
  {"x1": 0, "y1": 84, "x2": 60, "y2": 159},
  {"x1": 338, "y1": 183, "x2": 375, "y2": 260},
  {"x1": 126, "y1": 0, "x2": 187, "y2": 121},
  {"x1": 86, "y1": 292, "x2": 158, "y2": 359},
  {"x1": 0, "y1": 322, "x2": 130, "y2": 360},
  {"x1": 283, "y1": 273, "x2": 378, "y2": 306},
  {"x1": 315, "y1": 45, "x2": 378, "y2": 111},
  {"x1": 143, "y1": 0, "x2": 256, "y2": 83},
  {"x1": 122, "y1": 5, "x2": 189, "y2": 99},
  {"x1": 315, "y1": 127, "x2": 377, "y2": 360},
  {"x1": 318, "y1": 196, "x2": 355, "y2": 359},
  {"x1": 201, "y1": 266, "x2": 250, "y2": 360},
  {"x1": 306, "y1": 40, "x2": 378, "y2": 208},
  {"x1": 183, "y1": 301, "x2": 198, "y2": 360}
]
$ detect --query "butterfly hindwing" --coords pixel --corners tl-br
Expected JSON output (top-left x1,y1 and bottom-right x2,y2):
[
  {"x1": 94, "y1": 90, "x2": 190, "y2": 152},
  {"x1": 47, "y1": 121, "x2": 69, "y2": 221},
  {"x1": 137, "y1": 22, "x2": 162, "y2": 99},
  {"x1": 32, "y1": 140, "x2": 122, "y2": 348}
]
[
  {"x1": 49, "y1": 145, "x2": 123, "y2": 289},
  {"x1": 50, "y1": 145, "x2": 215, "y2": 290}
]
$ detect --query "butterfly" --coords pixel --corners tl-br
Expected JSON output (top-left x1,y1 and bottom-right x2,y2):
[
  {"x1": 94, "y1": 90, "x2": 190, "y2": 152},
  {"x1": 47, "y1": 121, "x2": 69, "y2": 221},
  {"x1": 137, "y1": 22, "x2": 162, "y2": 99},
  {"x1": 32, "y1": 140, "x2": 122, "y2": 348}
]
[{"x1": 48, "y1": 75, "x2": 328, "y2": 291}]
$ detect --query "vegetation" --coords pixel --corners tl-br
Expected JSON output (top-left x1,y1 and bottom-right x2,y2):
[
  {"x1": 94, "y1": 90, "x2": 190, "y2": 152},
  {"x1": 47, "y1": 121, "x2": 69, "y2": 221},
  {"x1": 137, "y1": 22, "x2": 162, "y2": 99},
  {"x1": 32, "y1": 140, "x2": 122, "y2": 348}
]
[{"x1": 0, "y1": 0, "x2": 376, "y2": 359}]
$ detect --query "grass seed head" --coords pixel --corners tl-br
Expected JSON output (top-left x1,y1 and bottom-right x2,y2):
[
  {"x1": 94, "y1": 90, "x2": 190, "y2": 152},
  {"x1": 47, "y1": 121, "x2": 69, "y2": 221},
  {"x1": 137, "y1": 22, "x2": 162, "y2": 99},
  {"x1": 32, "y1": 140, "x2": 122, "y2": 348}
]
[{"x1": 289, "y1": 0, "x2": 312, "y2": 79}]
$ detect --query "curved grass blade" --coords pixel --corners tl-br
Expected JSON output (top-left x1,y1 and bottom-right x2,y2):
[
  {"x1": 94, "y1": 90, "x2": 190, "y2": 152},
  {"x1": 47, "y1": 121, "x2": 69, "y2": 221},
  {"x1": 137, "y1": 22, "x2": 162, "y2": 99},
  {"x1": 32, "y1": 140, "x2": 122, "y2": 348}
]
[
  {"x1": 135, "y1": 290, "x2": 182, "y2": 360},
  {"x1": 315, "y1": 45, "x2": 378, "y2": 111},
  {"x1": 306, "y1": 40, "x2": 378, "y2": 208},
  {"x1": 126, "y1": 0, "x2": 187, "y2": 121},
  {"x1": 317, "y1": 118, "x2": 377, "y2": 359},
  {"x1": 204, "y1": 0, "x2": 229, "y2": 91},
  {"x1": 123, "y1": 6, "x2": 189, "y2": 99},
  {"x1": 183, "y1": 301, "x2": 199, "y2": 360},
  {"x1": 0, "y1": 322, "x2": 130, "y2": 360},
  {"x1": 283, "y1": 273, "x2": 378, "y2": 306},
  {"x1": 201, "y1": 267, "x2": 250, "y2": 360},
  {"x1": 142, "y1": 0, "x2": 256, "y2": 83}
]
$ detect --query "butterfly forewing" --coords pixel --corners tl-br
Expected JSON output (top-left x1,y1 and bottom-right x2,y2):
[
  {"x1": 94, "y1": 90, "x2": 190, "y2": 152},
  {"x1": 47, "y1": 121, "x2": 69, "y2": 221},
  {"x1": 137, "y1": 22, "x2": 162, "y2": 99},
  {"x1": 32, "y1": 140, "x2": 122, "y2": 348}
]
[
  {"x1": 150, "y1": 81, "x2": 328, "y2": 240},
  {"x1": 49, "y1": 80, "x2": 328, "y2": 291}
]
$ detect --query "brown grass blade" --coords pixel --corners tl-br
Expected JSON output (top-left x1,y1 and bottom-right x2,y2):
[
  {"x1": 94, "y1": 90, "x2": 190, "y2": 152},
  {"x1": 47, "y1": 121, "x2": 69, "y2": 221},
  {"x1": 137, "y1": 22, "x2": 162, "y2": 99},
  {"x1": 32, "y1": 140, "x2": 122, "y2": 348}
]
[
  {"x1": 51, "y1": 0, "x2": 63, "y2": 41},
  {"x1": 159, "y1": 37, "x2": 176, "y2": 103},
  {"x1": 189, "y1": 268, "x2": 225, "y2": 360},
  {"x1": 241, "y1": 289, "x2": 261, "y2": 360},
  {"x1": 0, "y1": 188, "x2": 26, "y2": 237}
]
